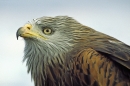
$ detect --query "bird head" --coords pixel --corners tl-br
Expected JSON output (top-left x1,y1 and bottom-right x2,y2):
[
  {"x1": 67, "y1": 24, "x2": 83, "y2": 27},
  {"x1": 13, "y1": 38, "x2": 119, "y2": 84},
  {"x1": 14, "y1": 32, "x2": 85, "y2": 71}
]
[{"x1": 16, "y1": 16, "x2": 94, "y2": 64}]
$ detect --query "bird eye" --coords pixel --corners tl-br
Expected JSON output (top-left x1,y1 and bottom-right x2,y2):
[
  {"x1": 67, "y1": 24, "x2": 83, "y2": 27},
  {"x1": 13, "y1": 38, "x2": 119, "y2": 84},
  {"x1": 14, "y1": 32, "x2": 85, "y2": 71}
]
[{"x1": 43, "y1": 28, "x2": 52, "y2": 35}]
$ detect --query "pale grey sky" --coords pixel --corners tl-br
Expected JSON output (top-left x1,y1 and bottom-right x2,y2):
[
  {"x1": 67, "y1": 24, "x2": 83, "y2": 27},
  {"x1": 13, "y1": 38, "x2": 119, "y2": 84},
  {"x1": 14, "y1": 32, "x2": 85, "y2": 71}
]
[{"x1": 0, "y1": 0, "x2": 130, "y2": 86}]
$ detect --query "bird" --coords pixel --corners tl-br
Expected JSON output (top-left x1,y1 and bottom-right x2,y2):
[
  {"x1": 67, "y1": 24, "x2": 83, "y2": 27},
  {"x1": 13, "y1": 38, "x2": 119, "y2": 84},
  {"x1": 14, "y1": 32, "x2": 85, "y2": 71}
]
[{"x1": 16, "y1": 16, "x2": 130, "y2": 86}]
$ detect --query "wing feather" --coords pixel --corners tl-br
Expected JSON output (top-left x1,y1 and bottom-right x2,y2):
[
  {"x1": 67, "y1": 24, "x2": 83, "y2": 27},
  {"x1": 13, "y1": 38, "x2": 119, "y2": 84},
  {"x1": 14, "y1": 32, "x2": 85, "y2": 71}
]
[
  {"x1": 73, "y1": 30, "x2": 130, "y2": 70},
  {"x1": 82, "y1": 31, "x2": 130, "y2": 70}
]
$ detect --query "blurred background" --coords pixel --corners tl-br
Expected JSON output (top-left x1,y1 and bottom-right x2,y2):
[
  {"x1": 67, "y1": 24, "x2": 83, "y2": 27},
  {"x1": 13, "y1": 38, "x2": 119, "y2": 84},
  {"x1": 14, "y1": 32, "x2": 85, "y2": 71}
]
[{"x1": 0, "y1": 0, "x2": 130, "y2": 86}]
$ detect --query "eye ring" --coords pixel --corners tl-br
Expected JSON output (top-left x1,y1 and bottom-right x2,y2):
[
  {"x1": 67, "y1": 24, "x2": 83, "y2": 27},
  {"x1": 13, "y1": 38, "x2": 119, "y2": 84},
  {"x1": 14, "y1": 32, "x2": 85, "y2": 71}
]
[{"x1": 43, "y1": 28, "x2": 52, "y2": 35}]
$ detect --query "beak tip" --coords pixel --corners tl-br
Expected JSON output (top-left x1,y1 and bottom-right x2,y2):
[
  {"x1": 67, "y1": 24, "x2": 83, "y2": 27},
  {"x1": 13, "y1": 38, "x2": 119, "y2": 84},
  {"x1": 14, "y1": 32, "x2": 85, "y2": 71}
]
[
  {"x1": 16, "y1": 27, "x2": 22, "y2": 40},
  {"x1": 16, "y1": 31, "x2": 19, "y2": 40},
  {"x1": 16, "y1": 35, "x2": 19, "y2": 40}
]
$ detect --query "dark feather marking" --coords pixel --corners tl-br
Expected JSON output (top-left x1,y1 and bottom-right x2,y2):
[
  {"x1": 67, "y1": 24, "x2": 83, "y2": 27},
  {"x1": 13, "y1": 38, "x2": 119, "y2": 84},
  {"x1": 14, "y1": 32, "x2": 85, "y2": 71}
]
[
  {"x1": 56, "y1": 57, "x2": 60, "y2": 64},
  {"x1": 87, "y1": 64, "x2": 90, "y2": 74},
  {"x1": 81, "y1": 56, "x2": 84, "y2": 63},
  {"x1": 59, "y1": 63, "x2": 63, "y2": 69},
  {"x1": 59, "y1": 54, "x2": 64, "y2": 64},
  {"x1": 76, "y1": 64, "x2": 80, "y2": 70},
  {"x1": 104, "y1": 60, "x2": 108, "y2": 78},
  {"x1": 80, "y1": 67, "x2": 83, "y2": 73},
  {"x1": 58, "y1": 68, "x2": 62, "y2": 77},
  {"x1": 49, "y1": 65, "x2": 56, "y2": 80},
  {"x1": 113, "y1": 81, "x2": 117, "y2": 86},
  {"x1": 114, "y1": 51, "x2": 129, "y2": 60},
  {"x1": 93, "y1": 81, "x2": 99, "y2": 86},
  {"x1": 75, "y1": 76, "x2": 80, "y2": 85},
  {"x1": 89, "y1": 51, "x2": 95, "y2": 59},
  {"x1": 55, "y1": 57, "x2": 63, "y2": 69},
  {"x1": 100, "y1": 55, "x2": 104, "y2": 60},
  {"x1": 84, "y1": 74, "x2": 91, "y2": 85},
  {"x1": 99, "y1": 61, "x2": 104, "y2": 74},
  {"x1": 51, "y1": 59, "x2": 55, "y2": 67},
  {"x1": 107, "y1": 79, "x2": 110, "y2": 86}
]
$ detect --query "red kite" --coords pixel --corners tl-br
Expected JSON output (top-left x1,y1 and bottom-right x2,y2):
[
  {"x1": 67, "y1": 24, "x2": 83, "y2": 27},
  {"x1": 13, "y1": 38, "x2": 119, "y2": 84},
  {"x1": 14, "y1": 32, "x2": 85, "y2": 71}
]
[{"x1": 17, "y1": 16, "x2": 130, "y2": 86}]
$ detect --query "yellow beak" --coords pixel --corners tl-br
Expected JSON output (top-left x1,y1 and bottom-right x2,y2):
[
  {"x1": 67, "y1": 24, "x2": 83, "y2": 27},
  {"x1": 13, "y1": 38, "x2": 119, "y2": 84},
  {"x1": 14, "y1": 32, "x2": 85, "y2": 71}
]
[{"x1": 16, "y1": 24, "x2": 46, "y2": 40}]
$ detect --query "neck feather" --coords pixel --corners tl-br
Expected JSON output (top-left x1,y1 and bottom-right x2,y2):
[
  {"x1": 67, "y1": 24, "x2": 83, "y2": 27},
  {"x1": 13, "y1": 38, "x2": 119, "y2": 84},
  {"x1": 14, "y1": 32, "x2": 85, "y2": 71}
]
[{"x1": 23, "y1": 39, "x2": 72, "y2": 86}]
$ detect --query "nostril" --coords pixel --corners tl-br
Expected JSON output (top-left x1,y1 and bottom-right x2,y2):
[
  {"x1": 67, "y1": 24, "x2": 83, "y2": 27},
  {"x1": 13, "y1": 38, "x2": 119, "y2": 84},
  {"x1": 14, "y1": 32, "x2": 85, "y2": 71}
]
[
  {"x1": 24, "y1": 24, "x2": 32, "y2": 30},
  {"x1": 27, "y1": 26, "x2": 31, "y2": 30}
]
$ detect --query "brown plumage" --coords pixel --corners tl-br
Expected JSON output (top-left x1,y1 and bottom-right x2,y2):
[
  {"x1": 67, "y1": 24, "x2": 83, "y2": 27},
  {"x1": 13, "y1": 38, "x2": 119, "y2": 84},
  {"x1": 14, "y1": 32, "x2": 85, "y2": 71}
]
[{"x1": 16, "y1": 16, "x2": 130, "y2": 86}]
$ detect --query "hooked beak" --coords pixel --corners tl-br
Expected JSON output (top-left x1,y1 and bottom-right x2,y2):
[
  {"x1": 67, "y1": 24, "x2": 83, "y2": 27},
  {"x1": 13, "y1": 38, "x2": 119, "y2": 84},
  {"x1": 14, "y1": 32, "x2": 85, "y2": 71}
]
[{"x1": 16, "y1": 24, "x2": 46, "y2": 40}]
